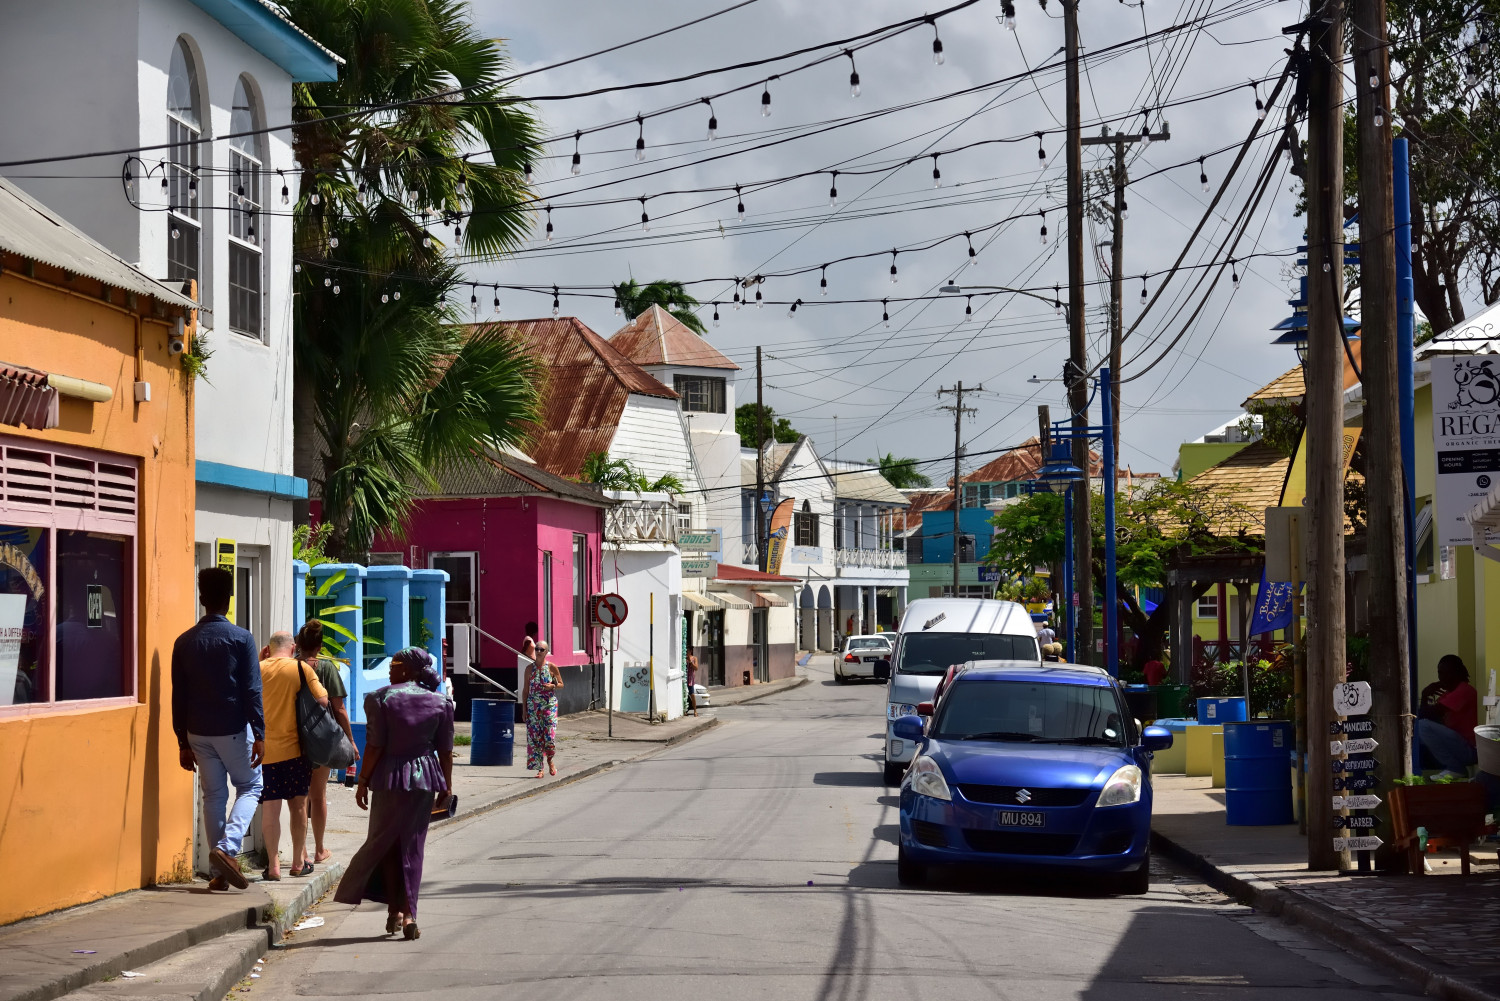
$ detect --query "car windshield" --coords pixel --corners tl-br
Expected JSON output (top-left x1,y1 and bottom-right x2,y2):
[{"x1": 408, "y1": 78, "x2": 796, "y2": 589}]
[
  {"x1": 847, "y1": 637, "x2": 890, "y2": 651},
  {"x1": 931, "y1": 679, "x2": 1128, "y2": 746},
  {"x1": 895, "y1": 632, "x2": 1039, "y2": 675}
]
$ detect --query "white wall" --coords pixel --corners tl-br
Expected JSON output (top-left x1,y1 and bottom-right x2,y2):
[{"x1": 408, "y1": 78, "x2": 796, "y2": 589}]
[
  {"x1": 612, "y1": 394, "x2": 702, "y2": 497},
  {"x1": 603, "y1": 546, "x2": 684, "y2": 720}
]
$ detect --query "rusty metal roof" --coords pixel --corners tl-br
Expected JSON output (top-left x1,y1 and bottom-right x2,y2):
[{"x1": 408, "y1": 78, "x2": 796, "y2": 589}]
[
  {"x1": 962, "y1": 436, "x2": 1101, "y2": 485},
  {"x1": 417, "y1": 446, "x2": 609, "y2": 507},
  {"x1": 495, "y1": 317, "x2": 678, "y2": 479},
  {"x1": 609, "y1": 306, "x2": 741, "y2": 370}
]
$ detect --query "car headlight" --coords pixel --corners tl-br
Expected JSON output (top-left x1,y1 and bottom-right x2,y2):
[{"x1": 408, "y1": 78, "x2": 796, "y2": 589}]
[
  {"x1": 887, "y1": 702, "x2": 919, "y2": 721},
  {"x1": 1097, "y1": 764, "x2": 1143, "y2": 807},
  {"x1": 906, "y1": 755, "x2": 952, "y2": 802}
]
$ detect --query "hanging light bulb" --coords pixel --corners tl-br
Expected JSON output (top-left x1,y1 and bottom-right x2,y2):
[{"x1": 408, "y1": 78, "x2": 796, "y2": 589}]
[
  {"x1": 964, "y1": 296, "x2": 973, "y2": 321},
  {"x1": 280, "y1": 172, "x2": 289, "y2": 205},
  {"x1": 382, "y1": 292, "x2": 390, "y2": 303},
  {"x1": 787, "y1": 298, "x2": 802, "y2": 319},
  {"x1": 310, "y1": 190, "x2": 322, "y2": 206},
  {"x1": 966, "y1": 232, "x2": 977, "y2": 267},
  {"x1": 171, "y1": 222, "x2": 180, "y2": 240},
  {"x1": 1368, "y1": 69, "x2": 1380, "y2": 89},
  {"x1": 571, "y1": 130, "x2": 582, "y2": 176},
  {"x1": 704, "y1": 99, "x2": 718, "y2": 140},
  {"x1": 614, "y1": 297, "x2": 623, "y2": 317},
  {"x1": 712, "y1": 302, "x2": 721, "y2": 326},
  {"x1": 734, "y1": 282, "x2": 743, "y2": 310},
  {"x1": 1466, "y1": 62, "x2": 1478, "y2": 87},
  {"x1": 828, "y1": 172, "x2": 839, "y2": 207},
  {"x1": 761, "y1": 81, "x2": 773, "y2": 117},
  {"x1": 1121, "y1": 199, "x2": 1130, "y2": 221},
  {"x1": 424, "y1": 232, "x2": 433, "y2": 249},
  {"x1": 407, "y1": 187, "x2": 419, "y2": 205},
  {"x1": 1140, "y1": 275, "x2": 1148, "y2": 302},
  {"x1": 736, "y1": 184, "x2": 745, "y2": 221},
  {"x1": 846, "y1": 50, "x2": 861, "y2": 97},
  {"x1": 329, "y1": 234, "x2": 339, "y2": 248},
  {"x1": 493, "y1": 286, "x2": 501, "y2": 314},
  {"x1": 456, "y1": 169, "x2": 467, "y2": 200},
  {"x1": 1002, "y1": 0, "x2": 1017, "y2": 29},
  {"x1": 125, "y1": 165, "x2": 135, "y2": 196},
  {"x1": 1375, "y1": 105, "x2": 1385, "y2": 127},
  {"x1": 1199, "y1": 157, "x2": 1210, "y2": 193},
  {"x1": 1054, "y1": 285, "x2": 1063, "y2": 316},
  {"x1": 324, "y1": 277, "x2": 331, "y2": 287},
  {"x1": 189, "y1": 177, "x2": 198, "y2": 201},
  {"x1": 1039, "y1": 210, "x2": 1048, "y2": 245},
  {"x1": 1230, "y1": 257, "x2": 1241, "y2": 289},
  {"x1": 1037, "y1": 131, "x2": 1046, "y2": 162},
  {"x1": 755, "y1": 286, "x2": 763, "y2": 308},
  {"x1": 931, "y1": 154, "x2": 942, "y2": 188},
  {"x1": 552, "y1": 285, "x2": 561, "y2": 317},
  {"x1": 332, "y1": 284, "x2": 340, "y2": 295},
  {"x1": 544, "y1": 204, "x2": 554, "y2": 242},
  {"x1": 1140, "y1": 112, "x2": 1153, "y2": 145},
  {"x1": 929, "y1": 18, "x2": 945, "y2": 64},
  {"x1": 1323, "y1": 257, "x2": 1332, "y2": 273},
  {"x1": 882, "y1": 298, "x2": 891, "y2": 328},
  {"x1": 357, "y1": 178, "x2": 367, "y2": 199},
  {"x1": 635, "y1": 114, "x2": 647, "y2": 162},
  {"x1": 471, "y1": 287, "x2": 479, "y2": 310},
  {"x1": 294, "y1": 263, "x2": 302, "y2": 273},
  {"x1": 820, "y1": 265, "x2": 829, "y2": 296},
  {"x1": 454, "y1": 221, "x2": 462, "y2": 241},
  {"x1": 890, "y1": 250, "x2": 900, "y2": 284},
  {"x1": 161, "y1": 173, "x2": 169, "y2": 193},
  {"x1": 640, "y1": 196, "x2": 650, "y2": 231},
  {"x1": 523, "y1": 159, "x2": 533, "y2": 183}
]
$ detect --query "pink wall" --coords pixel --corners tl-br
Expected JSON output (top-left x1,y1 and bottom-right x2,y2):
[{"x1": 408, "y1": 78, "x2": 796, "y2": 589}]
[{"x1": 374, "y1": 495, "x2": 604, "y2": 669}]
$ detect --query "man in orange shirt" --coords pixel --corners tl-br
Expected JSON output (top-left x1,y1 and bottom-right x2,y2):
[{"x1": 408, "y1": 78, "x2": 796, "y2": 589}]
[{"x1": 257, "y1": 631, "x2": 328, "y2": 879}]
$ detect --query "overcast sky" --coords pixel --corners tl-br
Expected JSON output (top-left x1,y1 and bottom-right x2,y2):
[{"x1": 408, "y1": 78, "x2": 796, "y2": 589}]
[{"x1": 467, "y1": 0, "x2": 1317, "y2": 478}]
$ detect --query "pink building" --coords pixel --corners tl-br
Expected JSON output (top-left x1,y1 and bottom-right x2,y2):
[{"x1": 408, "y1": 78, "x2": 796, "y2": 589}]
[{"x1": 370, "y1": 447, "x2": 609, "y2": 717}]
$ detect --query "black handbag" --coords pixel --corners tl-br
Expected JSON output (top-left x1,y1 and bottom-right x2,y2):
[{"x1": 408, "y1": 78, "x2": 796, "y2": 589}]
[{"x1": 295, "y1": 658, "x2": 357, "y2": 770}]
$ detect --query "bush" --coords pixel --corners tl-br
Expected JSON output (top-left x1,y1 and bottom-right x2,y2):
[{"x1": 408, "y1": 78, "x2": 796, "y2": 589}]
[{"x1": 1189, "y1": 654, "x2": 1293, "y2": 718}]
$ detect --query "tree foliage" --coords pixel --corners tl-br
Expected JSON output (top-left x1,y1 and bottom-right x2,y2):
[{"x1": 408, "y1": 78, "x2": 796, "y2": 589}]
[
  {"x1": 579, "y1": 452, "x2": 684, "y2": 494},
  {"x1": 868, "y1": 453, "x2": 932, "y2": 489},
  {"x1": 614, "y1": 279, "x2": 708, "y2": 335},
  {"x1": 735, "y1": 403, "x2": 800, "y2": 449}
]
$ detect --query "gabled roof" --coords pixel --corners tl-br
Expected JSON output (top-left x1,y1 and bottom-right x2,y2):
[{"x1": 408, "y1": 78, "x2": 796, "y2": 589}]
[
  {"x1": 1420, "y1": 299, "x2": 1500, "y2": 357},
  {"x1": 834, "y1": 469, "x2": 908, "y2": 506},
  {"x1": 1184, "y1": 439, "x2": 1291, "y2": 536},
  {"x1": 1243, "y1": 366, "x2": 1304, "y2": 407},
  {"x1": 903, "y1": 490, "x2": 955, "y2": 513},
  {"x1": 417, "y1": 446, "x2": 609, "y2": 507},
  {"x1": 609, "y1": 305, "x2": 740, "y2": 371},
  {"x1": 959, "y1": 435, "x2": 1101, "y2": 487},
  {"x1": 190, "y1": 0, "x2": 342, "y2": 80},
  {"x1": 740, "y1": 441, "x2": 803, "y2": 487},
  {"x1": 0, "y1": 176, "x2": 197, "y2": 309},
  {"x1": 497, "y1": 317, "x2": 678, "y2": 480}
]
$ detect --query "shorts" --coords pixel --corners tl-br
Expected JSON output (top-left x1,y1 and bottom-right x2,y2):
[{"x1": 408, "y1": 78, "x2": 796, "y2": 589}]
[{"x1": 260, "y1": 756, "x2": 313, "y2": 802}]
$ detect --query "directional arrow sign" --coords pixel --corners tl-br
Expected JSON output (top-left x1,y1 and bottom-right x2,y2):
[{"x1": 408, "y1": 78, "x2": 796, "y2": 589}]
[
  {"x1": 1332, "y1": 758, "x2": 1379, "y2": 773},
  {"x1": 1333, "y1": 775, "x2": 1379, "y2": 792},
  {"x1": 1332, "y1": 814, "x2": 1380, "y2": 830},
  {"x1": 1342, "y1": 737, "x2": 1378, "y2": 754},
  {"x1": 1334, "y1": 836, "x2": 1383, "y2": 852},
  {"x1": 1332, "y1": 795, "x2": 1383, "y2": 810},
  {"x1": 1330, "y1": 719, "x2": 1374, "y2": 735}
]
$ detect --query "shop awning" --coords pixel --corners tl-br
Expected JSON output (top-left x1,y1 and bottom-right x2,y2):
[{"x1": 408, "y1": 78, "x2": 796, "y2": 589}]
[
  {"x1": 709, "y1": 591, "x2": 752, "y2": 609},
  {"x1": 753, "y1": 589, "x2": 790, "y2": 607},
  {"x1": 682, "y1": 591, "x2": 720, "y2": 610},
  {"x1": 0, "y1": 363, "x2": 58, "y2": 430}
]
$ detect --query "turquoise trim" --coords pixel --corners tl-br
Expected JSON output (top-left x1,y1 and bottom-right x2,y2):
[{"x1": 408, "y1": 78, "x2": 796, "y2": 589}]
[
  {"x1": 187, "y1": 0, "x2": 341, "y2": 81},
  {"x1": 195, "y1": 460, "x2": 308, "y2": 500}
]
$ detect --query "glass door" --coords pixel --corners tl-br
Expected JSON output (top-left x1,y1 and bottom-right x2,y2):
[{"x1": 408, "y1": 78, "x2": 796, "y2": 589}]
[{"x1": 429, "y1": 552, "x2": 476, "y2": 667}]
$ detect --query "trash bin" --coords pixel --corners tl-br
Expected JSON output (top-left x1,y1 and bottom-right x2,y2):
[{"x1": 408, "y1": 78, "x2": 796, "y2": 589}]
[
  {"x1": 1224, "y1": 720, "x2": 1294, "y2": 825},
  {"x1": 1151, "y1": 684, "x2": 1191, "y2": 719},
  {"x1": 470, "y1": 698, "x2": 516, "y2": 767},
  {"x1": 1197, "y1": 696, "x2": 1247, "y2": 724},
  {"x1": 1186, "y1": 724, "x2": 1222, "y2": 777},
  {"x1": 1122, "y1": 685, "x2": 1158, "y2": 722},
  {"x1": 1150, "y1": 719, "x2": 1193, "y2": 774}
]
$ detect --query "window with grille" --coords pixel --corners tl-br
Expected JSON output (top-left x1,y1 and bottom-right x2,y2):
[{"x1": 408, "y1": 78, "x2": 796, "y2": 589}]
[
  {"x1": 674, "y1": 376, "x2": 726, "y2": 413},
  {"x1": 166, "y1": 41, "x2": 203, "y2": 315},
  {"x1": 795, "y1": 501, "x2": 819, "y2": 546},
  {"x1": 228, "y1": 78, "x2": 263, "y2": 338},
  {"x1": 1197, "y1": 594, "x2": 1219, "y2": 618},
  {"x1": 677, "y1": 504, "x2": 692, "y2": 536}
]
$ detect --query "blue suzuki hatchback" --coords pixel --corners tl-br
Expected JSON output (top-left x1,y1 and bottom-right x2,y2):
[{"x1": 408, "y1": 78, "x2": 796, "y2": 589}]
[{"x1": 894, "y1": 662, "x2": 1173, "y2": 893}]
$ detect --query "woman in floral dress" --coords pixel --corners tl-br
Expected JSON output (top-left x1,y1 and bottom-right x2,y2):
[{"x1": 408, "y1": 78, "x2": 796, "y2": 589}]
[{"x1": 524, "y1": 641, "x2": 562, "y2": 777}]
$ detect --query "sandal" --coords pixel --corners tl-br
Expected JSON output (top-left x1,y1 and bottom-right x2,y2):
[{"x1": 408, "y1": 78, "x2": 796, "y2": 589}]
[
  {"x1": 289, "y1": 862, "x2": 314, "y2": 877},
  {"x1": 386, "y1": 911, "x2": 403, "y2": 935},
  {"x1": 262, "y1": 869, "x2": 282, "y2": 882},
  {"x1": 403, "y1": 920, "x2": 420, "y2": 941}
]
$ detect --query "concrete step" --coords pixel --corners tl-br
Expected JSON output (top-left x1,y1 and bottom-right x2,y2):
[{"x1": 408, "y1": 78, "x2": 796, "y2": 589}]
[{"x1": 58, "y1": 929, "x2": 266, "y2": 1001}]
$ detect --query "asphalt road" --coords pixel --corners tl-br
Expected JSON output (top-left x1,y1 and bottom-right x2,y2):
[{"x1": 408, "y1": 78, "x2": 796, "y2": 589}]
[{"x1": 250, "y1": 655, "x2": 1419, "y2": 1001}]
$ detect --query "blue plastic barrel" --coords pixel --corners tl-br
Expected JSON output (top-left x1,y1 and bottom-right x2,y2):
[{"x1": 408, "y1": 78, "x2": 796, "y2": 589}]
[
  {"x1": 1197, "y1": 696, "x2": 1248, "y2": 724},
  {"x1": 1223, "y1": 721, "x2": 1294, "y2": 825},
  {"x1": 470, "y1": 699, "x2": 516, "y2": 766}
]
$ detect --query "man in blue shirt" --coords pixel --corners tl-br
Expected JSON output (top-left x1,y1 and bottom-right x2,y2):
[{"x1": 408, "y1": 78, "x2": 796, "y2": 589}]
[{"x1": 172, "y1": 568, "x2": 264, "y2": 891}]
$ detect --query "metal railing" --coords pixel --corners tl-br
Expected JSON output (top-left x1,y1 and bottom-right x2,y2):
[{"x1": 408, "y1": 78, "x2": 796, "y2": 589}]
[
  {"x1": 605, "y1": 498, "x2": 677, "y2": 543},
  {"x1": 835, "y1": 548, "x2": 907, "y2": 569},
  {"x1": 743, "y1": 542, "x2": 758, "y2": 564}
]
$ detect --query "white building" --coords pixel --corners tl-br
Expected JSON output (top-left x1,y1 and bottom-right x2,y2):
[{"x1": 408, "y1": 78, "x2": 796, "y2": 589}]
[{"x1": 0, "y1": 0, "x2": 340, "y2": 641}]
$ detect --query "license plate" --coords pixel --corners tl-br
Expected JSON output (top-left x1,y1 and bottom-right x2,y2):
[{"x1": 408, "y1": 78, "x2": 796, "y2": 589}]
[
  {"x1": 863, "y1": 656, "x2": 877, "y2": 663},
  {"x1": 996, "y1": 811, "x2": 1045, "y2": 828}
]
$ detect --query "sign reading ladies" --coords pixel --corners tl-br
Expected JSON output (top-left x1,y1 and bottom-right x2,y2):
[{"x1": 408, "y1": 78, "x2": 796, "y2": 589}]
[{"x1": 1432, "y1": 354, "x2": 1500, "y2": 546}]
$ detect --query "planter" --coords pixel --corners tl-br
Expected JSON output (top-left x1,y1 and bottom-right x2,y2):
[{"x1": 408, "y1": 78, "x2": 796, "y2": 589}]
[{"x1": 1389, "y1": 782, "x2": 1489, "y2": 875}]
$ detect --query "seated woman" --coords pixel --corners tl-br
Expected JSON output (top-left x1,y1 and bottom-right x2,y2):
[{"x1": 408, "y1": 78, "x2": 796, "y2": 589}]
[{"x1": 1416, "y1": 654, "x2": 1479, "y2": 779}]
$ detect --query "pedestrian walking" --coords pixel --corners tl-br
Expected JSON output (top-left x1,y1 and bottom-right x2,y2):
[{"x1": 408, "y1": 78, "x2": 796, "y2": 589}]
[
  {"x1": 296, "y1": 620, "x2": 357, "y2": 865},
  {"x1": 686, "y1": 651, "x2": 700, "y2": 716},
  {"x1": 171, "y1": 568, "x2": 264, "y2": 892},
  {"x1": 524, "y1": 640, "x2": 563, "y2": 777},
  {"x1": 334, "y1": 648, "x2": 455, "y2": 941},
  {"x1": 258, "y1": 631, "x2": 328, "y2": 880}
]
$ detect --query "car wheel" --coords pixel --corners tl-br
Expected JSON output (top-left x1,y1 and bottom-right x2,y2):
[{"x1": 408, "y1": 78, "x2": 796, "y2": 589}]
[
  {"x1": 882, "y1": 761, "x2": 905, "y2": 785},
  {"x1": 897, "y1": 846, "x2": 925, "y2": 886},
  {"x1": 834, "y1": 670, "x2": 847, "y2": 683},
  {"x1": 1115, "y1": 854, "x2": 1151, "y2": 895}
]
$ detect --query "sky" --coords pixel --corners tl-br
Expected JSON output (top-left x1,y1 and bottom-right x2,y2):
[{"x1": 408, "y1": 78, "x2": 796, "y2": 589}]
[{"x1": 465, "y1": 0, "x2": 1319, "y2": 479}]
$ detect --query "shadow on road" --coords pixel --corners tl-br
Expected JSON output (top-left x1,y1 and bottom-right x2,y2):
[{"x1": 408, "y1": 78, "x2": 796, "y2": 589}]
[{"x1": 813, "y1": 770, "x2": 885, "y2": 787}]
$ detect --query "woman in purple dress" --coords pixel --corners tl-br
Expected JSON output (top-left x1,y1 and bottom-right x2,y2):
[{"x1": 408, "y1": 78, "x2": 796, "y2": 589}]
[{"x1": 334, "y1": 648, "x2": 454, "y2": 940}]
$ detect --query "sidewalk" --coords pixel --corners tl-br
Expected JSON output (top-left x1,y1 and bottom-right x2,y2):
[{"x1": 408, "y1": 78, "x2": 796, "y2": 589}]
[
  {"x1": 1152, "y1": 774, "x2": 1500, "y2": 1001},
  {"x1": 0, "y1": 697, "x2": 746, "y2": 1001}
]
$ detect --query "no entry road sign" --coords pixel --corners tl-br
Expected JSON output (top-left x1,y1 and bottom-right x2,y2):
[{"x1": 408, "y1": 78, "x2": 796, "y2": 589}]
[{"x1": 591, "y1": 593, "x2": 628, "y2": 628}]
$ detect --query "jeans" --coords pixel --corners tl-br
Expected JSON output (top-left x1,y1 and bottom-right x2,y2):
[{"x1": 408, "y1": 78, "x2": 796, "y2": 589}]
[
  {"x1": 1416, "y1": 718, "x2": 1477, "y2": 773},
  {"x1": 188, "y1": 726, "x2": 263, "y2": 854}
]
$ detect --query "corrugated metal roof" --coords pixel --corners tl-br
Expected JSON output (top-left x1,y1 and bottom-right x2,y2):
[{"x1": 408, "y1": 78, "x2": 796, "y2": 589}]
[
  {"x1": 0, "y1": 176, "x2": 197, "y2": 310},
  {"x1": 493, "y1": 316, "x2": 678, "y2": 479},
  {"x1": 833, "y1": 468, "x2": 908, "y2": 505},
  {"x1": 609, "y1": 305, "x2": 741, "y2": 370},
  {"x1": 417, "y1": 445, "x2": 609, "y2": 507},
  {"x1": 962, "y1": 436, "x2": 1100, "y2": 485}
]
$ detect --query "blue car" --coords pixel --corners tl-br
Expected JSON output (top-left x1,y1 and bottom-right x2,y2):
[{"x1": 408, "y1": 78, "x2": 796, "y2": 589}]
[{"x1": 894, "y1": 662, "x2": 1173, "y2": 893}]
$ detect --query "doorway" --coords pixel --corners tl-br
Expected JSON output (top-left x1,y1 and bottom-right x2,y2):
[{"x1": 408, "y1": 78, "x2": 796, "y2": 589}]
[
  {"x1": 752, "y1": 608, "x2": 770, "y2": 683},
  {"x1": 704, "y1": 610, "x2": 725, "y2": 686},
  {"x1": 429, "y1": 551, "x2": 477, "y2": 665}
]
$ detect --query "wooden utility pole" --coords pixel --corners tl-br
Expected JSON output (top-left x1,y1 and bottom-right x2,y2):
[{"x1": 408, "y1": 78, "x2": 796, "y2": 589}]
[
  {"x1": 1063, "y1": 0, "x2": 1092, "y2": 664},
  {"x1": 939, "y1": 383, "x2": 980, "y2": 596},
  {"x1": 1082, "y1": 126, "x2": 1171, "y2": 459},
  {"x1": 1352, "y1": 0, "x2": 1411, "y2": 872},
  {"x1": 755, "y1": 346, "x2": 767, "y2": 572},
  {"x1": 1304, "y1": 0, "x2": 1350, "y2": 872}
]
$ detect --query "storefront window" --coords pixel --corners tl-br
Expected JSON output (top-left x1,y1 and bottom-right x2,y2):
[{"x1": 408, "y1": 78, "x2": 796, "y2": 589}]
[
  {"x1": 55, "y1": 530, "x2": 129, "y2": 701},
  {"x1": 0, "y1": 526, "x2": 49, "y2": 705}
]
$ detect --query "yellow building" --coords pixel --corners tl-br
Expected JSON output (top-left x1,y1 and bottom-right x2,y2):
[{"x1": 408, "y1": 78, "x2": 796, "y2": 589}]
[{"x1": 0, "y1": 177, "x2": 198, "y2": 924}]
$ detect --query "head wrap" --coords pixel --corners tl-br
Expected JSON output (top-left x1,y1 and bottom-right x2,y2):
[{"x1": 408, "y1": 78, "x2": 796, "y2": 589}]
[{"x1": 395, "y1": 647, "x2": 441, "y2": 691}]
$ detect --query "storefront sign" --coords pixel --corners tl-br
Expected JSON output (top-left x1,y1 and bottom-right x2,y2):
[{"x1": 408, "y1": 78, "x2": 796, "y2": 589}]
[
  {"x1": 1333, "y1": 681, "x2": 1372, "y2": 716},
  {"x1": 1431, "y1": 354, "x2": 1500, "y2": 545},
  {"x1": 788, "y1": 546, "x2": 823, "y2": 564},
  {"x1": 677, "y1": 529, "x2": 721, "y2": 552},
  {"x1": 765, "y1": 499, "x2": 794, "y2": 575},
  {"x1": 0, "y1": 593, "x2": 24, "y2": 707},
  {"x1": 978, "y1": 568, "x2": 1001, "y2": 583},
  {"x1": 86, "y1": 584, "x2": 103, "y2": 628},
  {"x1": 216, "y1": 538, "x2": 236, "y2": 624},
  {"x1": 681, "y1": 558, "x2": 719, "y2": 578}
]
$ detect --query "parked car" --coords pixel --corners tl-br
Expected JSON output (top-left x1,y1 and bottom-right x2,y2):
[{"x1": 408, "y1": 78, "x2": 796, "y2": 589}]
[
  {"x1": 883, "y1": 598, "x2": 1040, "y2": 784},
  {"x1": 837, "y1": 634, "x2": 893, "y2": 682},
  {"x1": 893, "y1": 661, "x2": 1172, "y2": 894},
  {"x1": 693, "y1": 683, "x2": 712, "y2": 708}
]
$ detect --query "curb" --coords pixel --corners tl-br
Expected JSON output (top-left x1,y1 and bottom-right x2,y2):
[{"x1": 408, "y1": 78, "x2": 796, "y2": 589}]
[
  {"x1": 264, "y1": 864, "x2": 343, "y2": 944},
  {"x1": 1151, "y1": 830, "x2": 1500, "y2": 1001},
  {"x1": 716, "y1": 676, "x2": 810, "y2": 707}
]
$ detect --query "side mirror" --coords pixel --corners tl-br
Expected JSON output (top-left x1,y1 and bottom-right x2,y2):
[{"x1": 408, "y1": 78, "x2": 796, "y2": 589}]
[
  {"x1": 1142, "y1": 724, "x2": 1173, "y2": 752},
  {"x1": 873, "y1": 659, "x2": 891, "y2": 680},
  {"x1": 892, "y1": 714, "x2": 925, "y2": 742},
  {"x1": 917, "y1": 701, "x2": 935, "y2": 717}
]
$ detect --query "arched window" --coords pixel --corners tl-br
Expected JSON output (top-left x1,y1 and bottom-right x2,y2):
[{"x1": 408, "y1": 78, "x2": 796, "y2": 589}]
[
  {"x1": 166, "y1": 39, "x2": 203, "y2": 297},
  {"x1": 228, "y1": 76, "x2": 264, "y2": 338},
  {"x1": 795, "y1": 499, "x2": 819, "y2": 547}
]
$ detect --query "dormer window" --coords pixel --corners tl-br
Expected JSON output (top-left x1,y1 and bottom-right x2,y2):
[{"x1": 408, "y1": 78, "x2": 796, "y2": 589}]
[{"x1": 674, "y1": 375, "x2": 726, "y2": 413}]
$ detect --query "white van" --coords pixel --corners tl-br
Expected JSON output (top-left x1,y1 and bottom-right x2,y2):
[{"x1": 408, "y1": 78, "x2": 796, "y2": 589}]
[{"x1": 881, "y1": 598, "x2": 1041, "y2": 783}]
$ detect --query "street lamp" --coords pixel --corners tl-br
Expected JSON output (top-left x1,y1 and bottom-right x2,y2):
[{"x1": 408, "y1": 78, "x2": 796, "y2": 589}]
[
  {"x1": 1038, "y1": 451, "x2": 1084, "y2": 494},
  {"x1": 1271, "y1": 275, "x2": 1361, "y2": 369}
]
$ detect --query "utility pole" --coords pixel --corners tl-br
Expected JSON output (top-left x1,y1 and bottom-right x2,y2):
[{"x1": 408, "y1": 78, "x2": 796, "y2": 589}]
[
  {"x1": 1304, "y1": 0, "x2": 1350, "y2": 872},
  {"x1": 1063, "y1": 0, "x2": 1093, "y2": 665},
  {"x1": 755, "y1": 346, "x2": 767, "y2": 573},
  {"x1": 1352, "y1": 0, "x2": 1411, "y2": 872},
  {"x1": 1082, "y1": 125, "x2": 1170, "y2": 459},
  {"x1": 939, "y1": 382, "x2": 980, "y2": 596}
]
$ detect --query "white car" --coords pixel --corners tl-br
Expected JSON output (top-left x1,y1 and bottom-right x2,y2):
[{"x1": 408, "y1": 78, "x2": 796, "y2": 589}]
[
  {"x1": 837, "y1": 634, "x2": 894, "y2": 682},
  {"x1": 693, "y1": 683, "x2": 712, "y2": 708}
]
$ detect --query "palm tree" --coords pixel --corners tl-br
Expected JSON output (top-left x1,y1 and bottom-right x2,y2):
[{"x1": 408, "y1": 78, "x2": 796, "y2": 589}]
[
  {"x1": 283, "y1": 0, "x2": 545, "y2": 557},
  {"x1": 614, "y1": 279, "x2": 708, "y2": 335},
  {"x1": 580, "y1": 452, "x2": 687, "y2": 496},
  {"x1": 869, "y1": 453, "x2": 932, "y2": 489}
]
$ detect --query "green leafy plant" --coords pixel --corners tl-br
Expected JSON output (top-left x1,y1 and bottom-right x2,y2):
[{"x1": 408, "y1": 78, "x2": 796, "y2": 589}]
[
  {"x1": 305, "y1": 570, "x2": 383, "y2": 662},
  {"x1": 613, "y1": 279, "x2": 707, "y2": 334},
  {"x1": 735, "y1": 403, "x2": 800, "y2": 449},
  {"x1": 181, "y1": 330, "x2": 213, "y2": 382},
  {"x1": 579, "y1": 451, "x2": 685, "y2": 494},
  {"x1": 413, "y1": 615, "x2": 435, "y2": 649},
  {"x1": 867, "y1": 452, "x2": 932, "y2": 489}
]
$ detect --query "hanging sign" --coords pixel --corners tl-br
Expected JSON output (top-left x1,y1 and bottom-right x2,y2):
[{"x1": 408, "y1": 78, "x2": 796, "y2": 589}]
[
  {"x1": 677, "y1": 529, "x2": 721, "y2": 553},
  {"x1": 1333, "y1": 681, "x2": 1372, "y2": 716},
  {"x1": 1333, "y1": 836, "x2": 1383, "y2": 852},
  {"x1": 216, "y1": 538, "x2": 237, "y2": 624},
  {"x1": 1430, "y1": 354, "x2": 1500, "y2": 545}
]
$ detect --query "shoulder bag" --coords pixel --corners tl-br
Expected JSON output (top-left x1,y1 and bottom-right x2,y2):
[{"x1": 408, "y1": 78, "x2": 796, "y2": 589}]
[{"x1": 295, "y1": 658, "x2": 357, "y2": 770}]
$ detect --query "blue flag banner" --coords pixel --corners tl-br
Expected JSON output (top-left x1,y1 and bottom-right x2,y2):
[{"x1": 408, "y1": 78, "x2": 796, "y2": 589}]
[{"x1": 1248, "y1": 568, "x2": 1298, "y2": 636}]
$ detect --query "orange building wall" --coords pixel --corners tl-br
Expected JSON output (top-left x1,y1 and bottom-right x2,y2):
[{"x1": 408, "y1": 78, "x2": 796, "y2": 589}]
[{"x1": 0, "y1": 262, "x2": 196, "y2": 925}]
